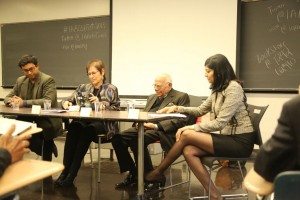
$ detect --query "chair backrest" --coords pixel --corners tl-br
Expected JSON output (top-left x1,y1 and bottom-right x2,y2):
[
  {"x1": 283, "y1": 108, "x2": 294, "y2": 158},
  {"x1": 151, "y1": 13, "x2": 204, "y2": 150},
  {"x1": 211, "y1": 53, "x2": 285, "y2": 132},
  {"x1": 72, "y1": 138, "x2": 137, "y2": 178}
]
[
  {"x1": 247, "y1": 104, "x2": 268, "y2": 146},
  {"x1": 188, "y1": 95, "x2": 206, "y2": 107},
  {"x1": 274, "y1": 171, "x2": 300, "y2": 200}
]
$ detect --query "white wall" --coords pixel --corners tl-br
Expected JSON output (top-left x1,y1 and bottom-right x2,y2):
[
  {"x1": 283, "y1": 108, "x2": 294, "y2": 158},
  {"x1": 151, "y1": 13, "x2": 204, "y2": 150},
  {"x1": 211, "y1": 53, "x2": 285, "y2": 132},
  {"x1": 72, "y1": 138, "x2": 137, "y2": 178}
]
[
  {"x1": 112, "y1": 0, "x2": 238, "y2": 96},
  {"x1": 0, "y1": 0, "x2": 298, "y2": 142}
]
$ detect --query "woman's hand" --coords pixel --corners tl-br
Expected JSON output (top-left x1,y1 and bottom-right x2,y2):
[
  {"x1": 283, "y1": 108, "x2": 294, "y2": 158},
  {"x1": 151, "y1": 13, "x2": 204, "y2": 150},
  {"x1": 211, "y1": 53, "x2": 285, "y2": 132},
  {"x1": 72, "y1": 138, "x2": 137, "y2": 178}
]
[
  {"x1": 157, "y1": 105, "x2": 178, "y2": 113},
  {"x1": 88, "y1": 94, "x2": 99, "y2": 103},
  {"x1": 62, "y1": 101, "x2": 72, "y2": 109},
  {"x1": 175, "y1": 125, "x2": 195, "y2": 142}
]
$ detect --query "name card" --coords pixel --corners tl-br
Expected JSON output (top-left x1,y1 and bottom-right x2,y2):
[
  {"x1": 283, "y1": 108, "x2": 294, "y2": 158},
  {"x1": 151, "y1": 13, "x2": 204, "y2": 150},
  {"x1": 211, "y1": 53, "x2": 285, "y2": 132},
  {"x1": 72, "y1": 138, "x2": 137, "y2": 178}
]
[
  {"x1": 128, "y1": 109, "x2": 140, "y2": 119},
  {"x1": 69, "y1": 105, "x2": 80, "y2": 112},
  {"x1": 31, "y1": 105, "x2": 41, "y2": 114},
  {"x1": 80, "y1": 107, "x2": 92, "y2": 117}
]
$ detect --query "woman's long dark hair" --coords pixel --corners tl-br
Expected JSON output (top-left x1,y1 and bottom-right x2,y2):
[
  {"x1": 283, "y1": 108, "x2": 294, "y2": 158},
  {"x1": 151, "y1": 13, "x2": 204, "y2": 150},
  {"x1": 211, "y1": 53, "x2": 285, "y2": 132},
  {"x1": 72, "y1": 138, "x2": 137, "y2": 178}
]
[{"x1": 205, "y1": 54, "x2": 240, "y2": 92}]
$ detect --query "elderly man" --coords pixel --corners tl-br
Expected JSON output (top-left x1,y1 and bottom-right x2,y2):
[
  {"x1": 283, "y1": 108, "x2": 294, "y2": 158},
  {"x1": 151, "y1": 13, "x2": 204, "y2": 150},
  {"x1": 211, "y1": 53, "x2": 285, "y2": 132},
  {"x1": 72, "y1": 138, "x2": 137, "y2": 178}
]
[
  {"x1": 112, "y1": 73, "x2": 193, "y2": 189},
  {"x1": 4, "y1": 55, "x2": 62, "y2": 161}
]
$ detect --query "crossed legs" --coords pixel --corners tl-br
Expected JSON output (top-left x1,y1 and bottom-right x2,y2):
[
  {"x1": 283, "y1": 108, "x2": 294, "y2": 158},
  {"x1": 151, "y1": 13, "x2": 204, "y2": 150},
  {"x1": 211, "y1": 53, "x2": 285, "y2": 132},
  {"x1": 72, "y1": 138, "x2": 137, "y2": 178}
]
[{"x1": 146, "y1": 130, "x2": 221, "y2": 199}]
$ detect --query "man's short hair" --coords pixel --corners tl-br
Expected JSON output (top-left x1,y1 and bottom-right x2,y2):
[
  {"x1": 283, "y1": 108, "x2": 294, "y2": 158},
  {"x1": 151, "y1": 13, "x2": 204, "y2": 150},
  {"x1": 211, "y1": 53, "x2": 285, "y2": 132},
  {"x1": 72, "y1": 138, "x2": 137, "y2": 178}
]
[{"x1": 18, "y1": 55, "x2": 38, "y2": 68}]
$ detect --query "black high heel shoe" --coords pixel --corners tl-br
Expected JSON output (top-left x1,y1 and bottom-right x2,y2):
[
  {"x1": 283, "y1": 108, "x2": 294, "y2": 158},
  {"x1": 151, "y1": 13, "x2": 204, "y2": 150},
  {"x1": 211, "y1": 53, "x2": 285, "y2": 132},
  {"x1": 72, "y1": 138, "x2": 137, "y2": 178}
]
[{"x1": 144, "y1": 175, "x2": 166, "y2": 191}]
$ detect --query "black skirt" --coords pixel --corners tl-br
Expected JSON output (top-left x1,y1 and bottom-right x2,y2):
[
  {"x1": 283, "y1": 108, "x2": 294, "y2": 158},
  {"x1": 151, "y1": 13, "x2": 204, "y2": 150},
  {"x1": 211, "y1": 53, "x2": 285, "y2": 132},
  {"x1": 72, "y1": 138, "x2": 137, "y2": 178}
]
[{"x1": 212, "y1": 132, "x2": 255, "y2": 157}]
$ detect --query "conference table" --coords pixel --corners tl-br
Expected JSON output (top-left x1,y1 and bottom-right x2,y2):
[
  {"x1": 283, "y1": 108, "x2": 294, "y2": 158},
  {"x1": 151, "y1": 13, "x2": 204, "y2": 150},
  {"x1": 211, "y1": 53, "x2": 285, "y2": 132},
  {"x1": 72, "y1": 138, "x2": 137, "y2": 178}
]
[
  {"x1": 0, "y1": 159, "x2": 64, "y2": 197},
  {"x1": 0, "y1": 105, "x2": 180, "y2": 199}
]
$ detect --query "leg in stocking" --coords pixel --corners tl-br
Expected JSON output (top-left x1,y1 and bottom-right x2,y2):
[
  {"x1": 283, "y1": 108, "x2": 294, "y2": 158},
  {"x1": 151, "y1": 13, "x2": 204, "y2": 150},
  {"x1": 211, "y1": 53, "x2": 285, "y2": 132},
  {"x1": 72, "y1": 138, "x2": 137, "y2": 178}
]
[
  {"x1": 146, "y1": 130, "x2": 215, "y2": 182},
  {"x1": 183, "y1": 145, "x2": 221, "y2": 200},
  {"x1": 145, "y1": 137, "x2": 186, "y2": 181}
]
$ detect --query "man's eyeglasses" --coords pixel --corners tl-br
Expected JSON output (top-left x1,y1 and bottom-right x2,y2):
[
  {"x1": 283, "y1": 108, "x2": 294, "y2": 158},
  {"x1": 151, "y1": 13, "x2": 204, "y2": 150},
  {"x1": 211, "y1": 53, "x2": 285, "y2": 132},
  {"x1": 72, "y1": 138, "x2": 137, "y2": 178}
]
[
  {"x1": 153, "y1": 84, "x2": 164, "y2": 89},
  {"x1": 22, "y1": 66, "x2": 36, "y2": 73}
]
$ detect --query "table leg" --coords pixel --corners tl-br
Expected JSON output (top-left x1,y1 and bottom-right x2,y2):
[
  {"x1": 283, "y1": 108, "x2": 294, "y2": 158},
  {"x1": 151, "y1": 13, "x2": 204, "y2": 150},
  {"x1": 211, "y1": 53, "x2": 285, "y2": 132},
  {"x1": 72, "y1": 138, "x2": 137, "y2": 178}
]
[{"x1": 137, "y1": 122, "x2": 145, "y2": 199}]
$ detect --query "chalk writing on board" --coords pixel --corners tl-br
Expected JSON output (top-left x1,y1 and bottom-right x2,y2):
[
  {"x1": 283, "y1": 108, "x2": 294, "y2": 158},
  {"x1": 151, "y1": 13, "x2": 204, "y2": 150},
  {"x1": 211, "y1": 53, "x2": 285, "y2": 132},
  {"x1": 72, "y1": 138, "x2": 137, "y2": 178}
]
[
  {"x1": 256, "y1": 41, "x2": 296, "y2": 76},
  {"x1": 267, "y1": 2, "x2": 300, "y2": 34},
  {"x1": 61, "y1": 22, "x2": 108, "y2": 51}
]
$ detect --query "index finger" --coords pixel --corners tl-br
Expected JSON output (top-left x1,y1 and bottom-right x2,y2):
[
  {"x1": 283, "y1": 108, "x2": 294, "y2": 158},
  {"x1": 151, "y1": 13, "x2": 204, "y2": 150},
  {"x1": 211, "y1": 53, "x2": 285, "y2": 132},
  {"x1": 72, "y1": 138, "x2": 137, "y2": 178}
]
[
  {"x1": 16, "y1": 133, "x2": 32, "y2": 141},
  {"x1": 3, "y1": 124, "x2": 16, "y2": 137}
]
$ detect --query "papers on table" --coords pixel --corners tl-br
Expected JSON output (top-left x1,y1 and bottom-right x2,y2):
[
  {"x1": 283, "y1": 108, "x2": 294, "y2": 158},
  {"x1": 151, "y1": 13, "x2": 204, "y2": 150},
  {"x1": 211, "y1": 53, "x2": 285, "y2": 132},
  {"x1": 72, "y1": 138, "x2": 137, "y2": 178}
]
[
  {"x1": 148, "y1": 113, "x2": 187, "y2": 118},
  {"x1": 41, "y1": 109, "x2": 67, "y2": 113},
  {"x1": 0, "y1": 118, "x2": 34, "y2": 136}
]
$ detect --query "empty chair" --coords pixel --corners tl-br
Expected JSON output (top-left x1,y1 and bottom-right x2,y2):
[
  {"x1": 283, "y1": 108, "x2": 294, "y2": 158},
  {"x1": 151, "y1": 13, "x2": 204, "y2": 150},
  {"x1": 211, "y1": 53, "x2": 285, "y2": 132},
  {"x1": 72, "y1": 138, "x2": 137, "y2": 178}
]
[{"x1": 274, "y1": 171, "x2": 300, "y2": 200}]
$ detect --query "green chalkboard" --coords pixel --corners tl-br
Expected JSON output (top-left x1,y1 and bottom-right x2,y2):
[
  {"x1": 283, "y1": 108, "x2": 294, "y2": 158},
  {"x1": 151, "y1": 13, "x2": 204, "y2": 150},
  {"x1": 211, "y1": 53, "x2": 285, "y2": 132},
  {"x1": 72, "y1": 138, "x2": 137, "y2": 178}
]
[
  {"x1": 238, "y1": 0, "x2": 299, "y2": 92},
  {"x1": 1, "y1": 16, "x2": 111, "y2": 88}
]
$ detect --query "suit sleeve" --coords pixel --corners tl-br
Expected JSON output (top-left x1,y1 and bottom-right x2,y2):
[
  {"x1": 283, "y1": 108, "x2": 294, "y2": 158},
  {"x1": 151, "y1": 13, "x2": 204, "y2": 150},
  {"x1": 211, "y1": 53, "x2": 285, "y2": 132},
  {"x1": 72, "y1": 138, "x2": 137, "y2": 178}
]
[
  {"x1": 254, "y1": 101, "x2": 296, "y2": 182},
  {"x1": 0, "y1": 148, "x2": 12, "y2": 177},
  {"x1": 4, "y1": 80, "x2": 21, "y2": 106},
  {"x1": 158, "y1": 93, "x2": 191, "y2": 133}
]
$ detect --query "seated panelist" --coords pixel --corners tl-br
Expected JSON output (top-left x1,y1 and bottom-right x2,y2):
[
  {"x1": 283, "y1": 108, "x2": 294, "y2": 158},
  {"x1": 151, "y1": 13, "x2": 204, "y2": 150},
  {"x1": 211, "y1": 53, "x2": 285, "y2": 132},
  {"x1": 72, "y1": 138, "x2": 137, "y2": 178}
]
[
  {"x1": 4, "y1": 54, "x2": 62, "y2": 161},
  {"x1": 146, "y1": 54, "x2": 255, "y2": 200},
  {"x1": 112, "y1": 73, "x2": 193, "y2": 190},
  {"x1": 55, "y1": 59, "x2": 120, "y2": 187}
]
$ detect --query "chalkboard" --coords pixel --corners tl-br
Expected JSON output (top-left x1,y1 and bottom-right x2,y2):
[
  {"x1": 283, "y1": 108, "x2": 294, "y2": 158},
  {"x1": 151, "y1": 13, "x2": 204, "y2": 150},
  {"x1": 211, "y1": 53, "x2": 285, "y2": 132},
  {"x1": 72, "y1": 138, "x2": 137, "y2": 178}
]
[
  {"x1": 238, "y1": 0, "x2": 299, "y2": 92},
  {"x1": 1, "y1": 16, "x2": 111, "y2": 88}
]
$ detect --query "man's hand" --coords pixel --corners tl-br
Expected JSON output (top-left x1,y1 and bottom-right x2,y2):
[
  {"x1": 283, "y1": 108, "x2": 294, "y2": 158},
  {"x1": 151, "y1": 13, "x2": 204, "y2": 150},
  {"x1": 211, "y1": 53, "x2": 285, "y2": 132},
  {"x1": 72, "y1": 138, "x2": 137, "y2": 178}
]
[
  {"x1": 157, "y1": 105, "x2": 178, "y2": 113},
  {"x1": 144, "y1": 122, "x2": 158, "y2": 130},
  {"x1": 0, "y1": 124, "x2": 31, "y2": 163},
  {"x1": 8, "y1": 96, "x2": 24, "y2": 108}
]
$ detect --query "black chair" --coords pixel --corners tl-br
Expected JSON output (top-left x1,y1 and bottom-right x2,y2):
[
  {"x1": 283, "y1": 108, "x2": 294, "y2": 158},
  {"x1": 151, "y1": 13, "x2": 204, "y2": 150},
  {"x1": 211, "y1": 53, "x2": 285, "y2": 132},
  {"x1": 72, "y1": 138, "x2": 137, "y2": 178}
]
[
  {"x1": 274, "y1": 171, "x2": 300, "y2": 200},
  {"x1": 189, "y1": 104, "x2": 269, "y2": 200}
]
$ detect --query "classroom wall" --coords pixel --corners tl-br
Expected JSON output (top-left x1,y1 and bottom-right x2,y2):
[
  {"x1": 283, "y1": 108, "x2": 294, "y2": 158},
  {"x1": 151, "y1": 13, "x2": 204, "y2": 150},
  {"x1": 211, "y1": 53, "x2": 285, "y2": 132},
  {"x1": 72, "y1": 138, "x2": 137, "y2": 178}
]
[{"x1": 0, "y1": 0, "x2": 297, "y2": 142}]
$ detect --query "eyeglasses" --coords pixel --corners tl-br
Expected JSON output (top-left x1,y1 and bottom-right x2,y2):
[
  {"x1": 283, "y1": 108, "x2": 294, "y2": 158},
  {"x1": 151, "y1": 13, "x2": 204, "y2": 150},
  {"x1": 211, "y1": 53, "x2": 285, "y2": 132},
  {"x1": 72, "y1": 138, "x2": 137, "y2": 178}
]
[
  {"x1": 153, "y1": 84, "x2": 161, "y2": 88},
  {"x1": 22, "y1": 66, "x2": 36, "y2": 73},
  {"x1": 87, "y1": 71, "x2": 99, "y2": 76}
]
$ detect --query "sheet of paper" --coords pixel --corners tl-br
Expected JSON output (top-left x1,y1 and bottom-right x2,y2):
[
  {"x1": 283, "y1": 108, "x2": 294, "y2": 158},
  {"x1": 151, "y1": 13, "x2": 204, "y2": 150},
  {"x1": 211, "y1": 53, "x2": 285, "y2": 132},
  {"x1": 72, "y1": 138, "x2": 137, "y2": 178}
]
[
  {"x1": 0, "y1": 118, "x2": 33, "y2": 136},
  {"x1": 147, "y1": 113, "x2": 187, "y2": 118},
  {"x1": 41, "y1": 109, "x2": 67, "y2": 113}
]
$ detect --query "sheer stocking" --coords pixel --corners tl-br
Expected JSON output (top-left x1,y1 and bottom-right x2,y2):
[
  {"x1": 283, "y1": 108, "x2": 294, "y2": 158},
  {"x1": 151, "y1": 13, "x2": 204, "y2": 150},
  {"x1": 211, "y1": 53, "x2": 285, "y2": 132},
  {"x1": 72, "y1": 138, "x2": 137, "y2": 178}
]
[
  {"x1": 183, "y1": 145, "x2": 221, "y2": 200},
  {"x1": 145, "y1": 130, "x2": 214, "y2": 180}
]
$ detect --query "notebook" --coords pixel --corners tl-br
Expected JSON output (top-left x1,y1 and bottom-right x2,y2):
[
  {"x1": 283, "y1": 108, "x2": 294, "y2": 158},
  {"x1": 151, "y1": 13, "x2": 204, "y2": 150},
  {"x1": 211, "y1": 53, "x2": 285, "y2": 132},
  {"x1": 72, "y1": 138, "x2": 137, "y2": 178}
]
[{"x1": 0, "y1": 118, "x2": 33, "y2": 137}]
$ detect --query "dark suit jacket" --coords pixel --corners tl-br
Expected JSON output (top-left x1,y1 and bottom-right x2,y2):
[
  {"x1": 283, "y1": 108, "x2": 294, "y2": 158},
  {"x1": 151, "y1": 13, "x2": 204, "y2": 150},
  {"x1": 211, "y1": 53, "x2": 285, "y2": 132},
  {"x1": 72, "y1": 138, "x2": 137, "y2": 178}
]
[
  {"x1": 144, "y1": 88, "x2": 192, "y2": 133},
  {"x1": 0, "y1": 148, "x2": 11, "y2": 177},
  {"x1": 134, "y1": 88, "x2": 192, "y2": 151},
  {"x1": 4, "y1": 72, "x2": 62, "y2": 140},
  {"x1": 254, "y1": 96, "x2": 300, "y2": 182}
]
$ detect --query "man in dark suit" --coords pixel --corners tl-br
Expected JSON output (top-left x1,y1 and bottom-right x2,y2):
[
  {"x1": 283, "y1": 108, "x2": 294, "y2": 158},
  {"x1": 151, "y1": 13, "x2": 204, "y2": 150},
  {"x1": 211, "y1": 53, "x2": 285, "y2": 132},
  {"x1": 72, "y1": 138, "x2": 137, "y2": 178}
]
[
  {"x1": 112, "y1": 73, "x2": 192, "y2": 189},
  {"x1": 254, "y1": 95, "x2": 300, "y2": 182},
  {"x1": 4, "y1": 55, "x2": 62, "y2": 161}
]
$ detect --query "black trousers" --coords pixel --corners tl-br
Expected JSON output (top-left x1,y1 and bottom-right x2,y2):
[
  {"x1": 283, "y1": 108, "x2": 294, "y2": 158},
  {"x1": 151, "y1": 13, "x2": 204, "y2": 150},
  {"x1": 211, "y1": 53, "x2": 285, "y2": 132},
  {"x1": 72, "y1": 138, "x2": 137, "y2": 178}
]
[
  {"x1": 111, "y1": 127, "x2": 176, "y2": 175},
  {"x1": 62, "y1": 120, "x2": 106, "y2": 178},
  {"x1": 16, "y1": 116, "x2": 57, "y2": 161}
]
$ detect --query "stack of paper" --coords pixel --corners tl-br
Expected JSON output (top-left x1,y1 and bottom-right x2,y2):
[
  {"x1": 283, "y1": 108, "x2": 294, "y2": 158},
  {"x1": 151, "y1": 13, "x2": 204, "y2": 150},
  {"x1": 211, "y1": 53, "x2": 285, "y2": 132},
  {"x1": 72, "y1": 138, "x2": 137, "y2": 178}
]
[{"x1": 0, "y1": 118, "x2": 33, "y2": 136}]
